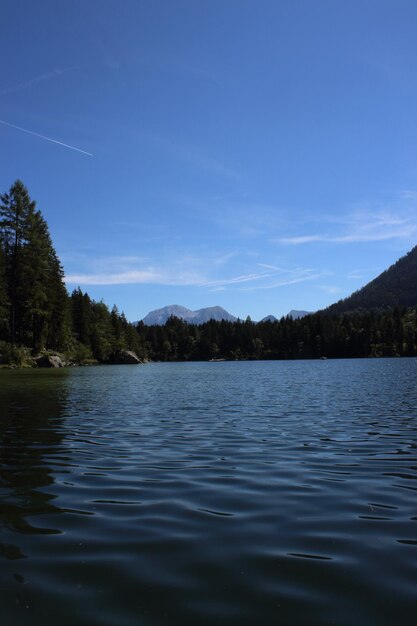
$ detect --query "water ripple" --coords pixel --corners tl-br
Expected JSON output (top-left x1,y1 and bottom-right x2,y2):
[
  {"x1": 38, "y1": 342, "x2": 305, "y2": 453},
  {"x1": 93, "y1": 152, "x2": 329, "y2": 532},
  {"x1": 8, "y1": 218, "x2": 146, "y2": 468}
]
[{"x1": 1, "y1": 359, "x2": 417, "y2": 625}]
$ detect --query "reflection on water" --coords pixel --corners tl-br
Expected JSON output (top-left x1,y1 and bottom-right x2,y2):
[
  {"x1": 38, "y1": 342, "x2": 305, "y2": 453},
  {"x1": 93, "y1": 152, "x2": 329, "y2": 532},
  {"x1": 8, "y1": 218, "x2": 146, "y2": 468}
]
[
  {"x1": 0, "y1": 371, "x2": 69, "y2": 546},
  {"x1": 0, "y1": 360, "x2": 417, "y2": 626}
]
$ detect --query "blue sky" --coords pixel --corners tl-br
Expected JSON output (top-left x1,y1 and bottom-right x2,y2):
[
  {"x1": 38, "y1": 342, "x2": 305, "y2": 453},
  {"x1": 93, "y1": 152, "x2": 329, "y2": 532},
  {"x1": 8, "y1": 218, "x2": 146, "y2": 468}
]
[{"x1": 1, "y1": 0, "x2": 416, "y2": 321}]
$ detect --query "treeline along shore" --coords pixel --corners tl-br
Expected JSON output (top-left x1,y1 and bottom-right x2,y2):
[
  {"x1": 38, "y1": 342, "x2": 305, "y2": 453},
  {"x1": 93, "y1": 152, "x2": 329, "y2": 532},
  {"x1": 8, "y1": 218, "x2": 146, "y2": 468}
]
[
  {"x1": 1, "y1": 180, "x2": 417, "y2": 367},
  {"x1": 139, "y1": 307, "x2": 417, "y2": 361}
]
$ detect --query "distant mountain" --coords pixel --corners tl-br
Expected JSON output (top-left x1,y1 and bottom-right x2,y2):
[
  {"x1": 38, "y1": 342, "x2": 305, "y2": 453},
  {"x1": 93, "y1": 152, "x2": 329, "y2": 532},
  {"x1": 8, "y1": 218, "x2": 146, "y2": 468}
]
[
  {"x1": 287, "y1": 310, "x2": 312, "y2": 319},
  {"x1": 260, "y1": 312, "x2": 312, "y2": 322},
  {"x1": 141, "y1": 306, "x2": 313, "y2": 325},
  {"x1": 325, "y1": 245, "x2": 417, "y2": 314},
  {"x1": 192, "y1": 306, "x2": 237, "y2": 324},
  {"x1": 141, "y1": 304, "x2": 237, "y2": 325},
  {"x1": 260, "y1": 315, "x2": 278, "y2": 322},
  {"x1": 141, "y1": 305, "x2": 193, "y2": 325}
]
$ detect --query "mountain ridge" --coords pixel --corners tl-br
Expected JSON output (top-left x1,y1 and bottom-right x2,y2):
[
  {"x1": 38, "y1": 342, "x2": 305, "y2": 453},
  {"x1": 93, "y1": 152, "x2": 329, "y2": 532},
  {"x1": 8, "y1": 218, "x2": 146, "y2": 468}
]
[
  {"x1": 324, "y1": 245, "x2": 417, "y2": 314},
  {"x1": 141, "y1": 304, "x2": 237, "y2": 325},
  {"x1": 140, "y1": 305, "x2": 313, "y2": 325}
]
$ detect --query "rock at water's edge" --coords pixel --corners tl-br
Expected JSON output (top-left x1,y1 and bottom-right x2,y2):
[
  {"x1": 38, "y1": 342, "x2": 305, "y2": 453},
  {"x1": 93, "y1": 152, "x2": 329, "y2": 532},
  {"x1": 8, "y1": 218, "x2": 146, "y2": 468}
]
[
  {"x1": 36, "y1": 354, "x2": 65, "y2": 368},
  {"x1": 113, "y1": 350, "x2": 142, "y2": 365}
]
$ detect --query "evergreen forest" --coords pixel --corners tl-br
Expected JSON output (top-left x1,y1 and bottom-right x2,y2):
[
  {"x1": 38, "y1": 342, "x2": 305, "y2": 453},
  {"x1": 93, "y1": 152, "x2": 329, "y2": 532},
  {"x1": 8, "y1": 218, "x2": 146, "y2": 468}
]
[
  {"x1": 1, "y1": 180, "x2": 417, "y2": 366},
  {"x1": 0, "y1": 181, "x2": 144, "y2": 366}
]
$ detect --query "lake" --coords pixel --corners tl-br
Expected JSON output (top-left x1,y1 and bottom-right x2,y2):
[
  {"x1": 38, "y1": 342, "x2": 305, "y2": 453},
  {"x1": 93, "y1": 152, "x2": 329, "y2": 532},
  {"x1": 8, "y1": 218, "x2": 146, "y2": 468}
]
[{"x1": 1, "y1": 359, "x2": 417, "y2": 625}]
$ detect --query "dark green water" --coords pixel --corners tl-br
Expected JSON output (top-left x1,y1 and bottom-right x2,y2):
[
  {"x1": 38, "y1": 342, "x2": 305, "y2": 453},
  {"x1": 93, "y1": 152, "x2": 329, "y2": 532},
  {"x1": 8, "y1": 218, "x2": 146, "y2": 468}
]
[{"x1": 1, "y1": 359, "x2": 417, "y2": 625}]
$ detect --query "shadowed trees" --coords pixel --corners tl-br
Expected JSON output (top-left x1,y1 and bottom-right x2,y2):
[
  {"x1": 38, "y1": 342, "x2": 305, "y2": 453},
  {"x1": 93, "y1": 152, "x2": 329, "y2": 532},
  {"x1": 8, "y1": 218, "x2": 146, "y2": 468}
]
[
  {"x1": 137, "y1": 308, "x2": 417, "y2": 361},
  {"x1": 0, "y1": 180, "x2": 69, "y2": 350}
]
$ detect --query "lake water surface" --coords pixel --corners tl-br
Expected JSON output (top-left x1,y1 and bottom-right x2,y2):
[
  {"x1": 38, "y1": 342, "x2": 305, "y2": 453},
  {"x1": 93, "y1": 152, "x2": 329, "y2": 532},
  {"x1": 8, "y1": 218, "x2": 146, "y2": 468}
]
[{"x1": 1, "y1": 359, "x2": 417, "y2": 625}]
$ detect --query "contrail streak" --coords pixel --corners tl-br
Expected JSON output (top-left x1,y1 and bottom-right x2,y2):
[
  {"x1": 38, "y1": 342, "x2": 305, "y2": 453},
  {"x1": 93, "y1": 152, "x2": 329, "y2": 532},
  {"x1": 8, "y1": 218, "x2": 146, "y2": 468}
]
[
  {"x1": 0, "y1": 66, "x2": 77, "y2": 96},
  {"x1": 0, "y1": 119, "x2": 93, "y2": 156}
]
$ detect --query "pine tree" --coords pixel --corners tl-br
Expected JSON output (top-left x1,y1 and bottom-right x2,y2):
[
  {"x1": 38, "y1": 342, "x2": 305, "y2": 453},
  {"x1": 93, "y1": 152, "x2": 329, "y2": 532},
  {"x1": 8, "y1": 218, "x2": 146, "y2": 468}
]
[
  {"x1": 0, "y1": 180, "x2": 69, "y2": 350},
  {"x1": 0, "y1": 243, "x2": 9, "y2": 341},
  {"x1": 70, "y1": 288, "x2": 93, "y2": 346},
  {"x1": 0, "y1": 180, "x2": 37, "y2": 343}
]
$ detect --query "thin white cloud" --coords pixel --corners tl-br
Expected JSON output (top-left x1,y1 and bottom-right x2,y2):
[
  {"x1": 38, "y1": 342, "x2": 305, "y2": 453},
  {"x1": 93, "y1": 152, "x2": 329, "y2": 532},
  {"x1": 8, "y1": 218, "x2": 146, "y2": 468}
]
[
  {"x1": 280, "y1": 235, "x2": 323, "y2": 245},
  {"x1": 66, "y1": 267, "x2": 273, "y2": 288},
  {"x1": 257, "y1": 263, "x2": 284, "y2": 271},
  {"x1": 347, "y1": 270, "x2": 365, "y2": 280},
  {"x1": 66, "y1": 270, "x2": 161, "y2": 286},
  {"x1": 65, "y1": 268, "x2": 204, "y2": 287},
  {"x1": 89, "y1": 255, "x2": 151, "y2": 269},
  {"x1": 0, "y1": 66, "x2": 76, "y2": 96},
  {"x1": 319, "y1": 285, "x2": 345, "y2": 295},
  {"x1": 277, "y1": 198, "x2": 417, "y2": 245},
  {"x1": 0, "y1": 119, "x2": 93, "y2": 156},
  {"x1": 280, "y1": 232, "x2": 410, "y2": 244},
  {"x1": 200, "y1": 266, "x2": 325, "y2": 291},
  {"x1": 65, "y1": 250, "x2": 217, "y2": 287},
  {"x1": 201, "y1": 270, "x2": 274, "y2": 288},
  {"x1": 240, "y1": 271, "x2": 326, "y2": 291},
  {"x1": 64, "y1": 254, "x2": 324, "y2": 292}
]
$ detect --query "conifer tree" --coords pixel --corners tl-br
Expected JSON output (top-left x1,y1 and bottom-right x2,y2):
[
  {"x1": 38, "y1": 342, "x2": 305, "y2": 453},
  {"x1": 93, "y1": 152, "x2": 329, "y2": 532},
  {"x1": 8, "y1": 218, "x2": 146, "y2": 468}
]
[
  {"x1": 0, "y1": 180, "x2": 36, "y2": 343},
  {"x1": 0, "y1": 180, "x2": 69, "y2": 350},
  {"x1": 0, "y1": 244, "x2": 9, "y2": 340},
  {"x1": 70, "y1": 288, "x2": 93, "y2": 346}
]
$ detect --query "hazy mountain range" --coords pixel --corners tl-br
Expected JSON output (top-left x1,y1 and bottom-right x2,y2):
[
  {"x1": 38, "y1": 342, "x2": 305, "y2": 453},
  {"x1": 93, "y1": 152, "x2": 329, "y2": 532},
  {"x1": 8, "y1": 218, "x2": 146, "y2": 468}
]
[
  {"x1": 139, "y1": 244, "x2": 417, "y2": 326},
  {"x1": 140, "y1": 306, "x2": 311, "y2": 325},
  {"x1": 141, "y1": 305, "x2": 237, "y2": 326}
]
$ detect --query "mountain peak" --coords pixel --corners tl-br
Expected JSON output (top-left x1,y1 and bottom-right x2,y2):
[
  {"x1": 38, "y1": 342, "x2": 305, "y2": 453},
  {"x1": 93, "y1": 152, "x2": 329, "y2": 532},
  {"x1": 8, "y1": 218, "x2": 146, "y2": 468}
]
[
  {"x1": 260, "y1": 315, "x2": 278, "y2": 322},
  {"x1": 287, "y1": 310, "x2": 312, "y2": 319},
  {"x1": 141, "y1": 305, "x2": 237, "y2": 325}
]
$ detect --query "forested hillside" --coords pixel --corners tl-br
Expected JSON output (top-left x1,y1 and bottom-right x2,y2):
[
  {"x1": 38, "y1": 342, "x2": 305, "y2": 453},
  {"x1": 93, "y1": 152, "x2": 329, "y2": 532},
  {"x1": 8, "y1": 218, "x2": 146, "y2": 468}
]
[{"x1": 324, "y1": 246, "x2": 417, "y2": 314}]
